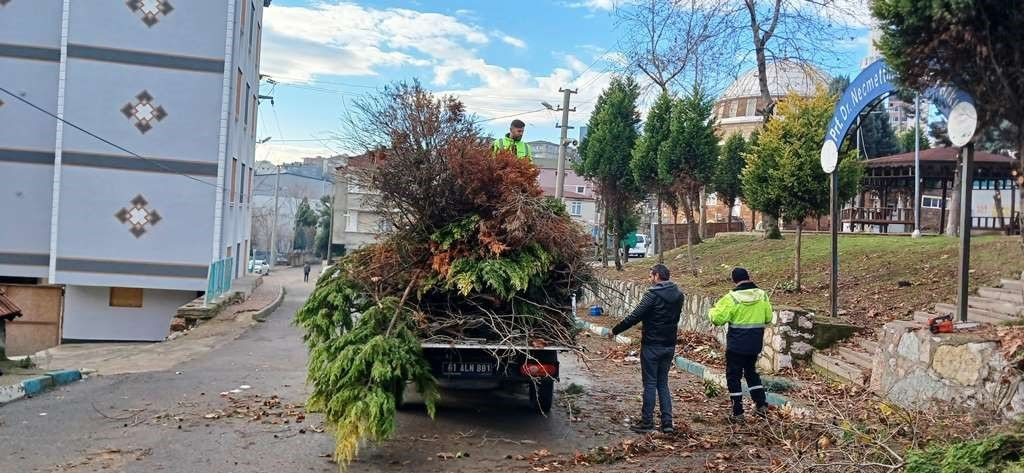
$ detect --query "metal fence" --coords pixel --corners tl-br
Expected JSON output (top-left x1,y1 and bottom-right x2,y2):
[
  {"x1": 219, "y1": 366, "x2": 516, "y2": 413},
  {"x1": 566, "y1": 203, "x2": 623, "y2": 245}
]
[{"x1": 206, "y1": 257, "x2": 234, "y2": 304}]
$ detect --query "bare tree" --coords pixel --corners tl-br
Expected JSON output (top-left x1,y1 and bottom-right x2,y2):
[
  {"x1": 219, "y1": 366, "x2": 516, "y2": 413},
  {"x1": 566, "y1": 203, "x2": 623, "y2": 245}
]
[{"x1": 616, "y1": 0, "x2": 740, "y2": 95}]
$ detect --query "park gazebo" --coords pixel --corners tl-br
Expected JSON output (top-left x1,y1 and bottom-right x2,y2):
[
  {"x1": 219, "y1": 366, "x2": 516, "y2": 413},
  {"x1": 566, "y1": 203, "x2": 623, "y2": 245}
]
[{"x1": 842, "y1": 147, "x2": 1020, "y2": 234}]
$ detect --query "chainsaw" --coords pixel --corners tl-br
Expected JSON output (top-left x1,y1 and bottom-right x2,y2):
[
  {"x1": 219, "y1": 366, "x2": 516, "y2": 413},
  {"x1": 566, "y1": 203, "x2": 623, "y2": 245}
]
[{"x1": 928, "y1": 314, "x2": 954, "y2": 334}]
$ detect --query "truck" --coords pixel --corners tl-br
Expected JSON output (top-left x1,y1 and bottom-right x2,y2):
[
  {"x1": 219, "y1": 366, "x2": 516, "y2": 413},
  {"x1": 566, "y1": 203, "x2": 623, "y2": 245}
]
[{"x1": 409, "y1": 339, "x2": 565, "y2": 413}]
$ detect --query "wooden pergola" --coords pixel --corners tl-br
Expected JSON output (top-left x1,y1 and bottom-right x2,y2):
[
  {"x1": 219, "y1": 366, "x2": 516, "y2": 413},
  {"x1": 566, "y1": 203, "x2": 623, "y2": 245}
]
[{"x1": 843, "y1": 147, "x2": 1020, "y2": 234}]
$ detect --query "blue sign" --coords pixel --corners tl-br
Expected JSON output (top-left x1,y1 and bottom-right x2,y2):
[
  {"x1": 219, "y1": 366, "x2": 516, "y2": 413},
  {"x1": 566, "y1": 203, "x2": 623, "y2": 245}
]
[
  {"x1": 820, "y1": 59, "x2": 977, "y2": 172},
  {"x1": 820, "y1": 60, "x2": 897, "y2": 172}
]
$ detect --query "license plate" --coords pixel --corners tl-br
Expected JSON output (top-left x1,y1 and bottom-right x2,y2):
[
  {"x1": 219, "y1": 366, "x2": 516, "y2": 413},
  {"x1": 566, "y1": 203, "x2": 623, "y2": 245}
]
[{"x1": 442, "y1": 362, "x2": 495, "y2": 376}]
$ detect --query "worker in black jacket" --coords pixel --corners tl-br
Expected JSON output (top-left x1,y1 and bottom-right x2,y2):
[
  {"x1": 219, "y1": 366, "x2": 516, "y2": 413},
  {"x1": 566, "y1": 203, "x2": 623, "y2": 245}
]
[{"x1": 609, "y1": 264, "x2": 684, "y2": 434}]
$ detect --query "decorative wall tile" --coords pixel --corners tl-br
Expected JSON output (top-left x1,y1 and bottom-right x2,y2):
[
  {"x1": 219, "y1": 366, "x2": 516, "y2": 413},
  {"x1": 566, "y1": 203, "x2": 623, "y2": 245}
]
[
  {"x1": 115, "y1": 194, "x2": 162, "y2": 238},
  {"x1": 126, "y1": 0, "x2": 174, "y2": 27},
  {"x1": 121, "y1": 91, "x2": 167, "y2": 134}
]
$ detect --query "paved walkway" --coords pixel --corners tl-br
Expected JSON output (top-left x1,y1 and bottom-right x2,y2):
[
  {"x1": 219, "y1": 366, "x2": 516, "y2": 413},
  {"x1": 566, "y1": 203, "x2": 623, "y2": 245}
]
[{"x1": 29, "y1": 274, "x2": 285, "y2": 376}]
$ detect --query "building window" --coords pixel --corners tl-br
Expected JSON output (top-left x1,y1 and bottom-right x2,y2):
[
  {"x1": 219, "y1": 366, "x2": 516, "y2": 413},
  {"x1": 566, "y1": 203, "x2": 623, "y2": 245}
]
[
  {"x1": 239, "y1": 163, "x2": 246, "y2": 203},
  {"x1": 377, "y1": 219, "x2": 393, "y2": 233},
  {"x1": 255, "y1": 23, "x2": 263, "y2": 68},
  {"x1": 239, "y1": 0, "x2": 247, "y2": 38},
  {"x1": 249, "y1": 2, "x2": 256, "y2": 49},
  {"x1": 922, "y1": 196, "x2": 946, "y2": 209},
  {"x1": 345, "y1": 211, "x2": 358, "y2": 232},
  {"x1": 745, "y1": 97, "x2": 757, "y2": 116},
  {"x1": 244, "y1": 82, "x2": 251, "y2": 126},
  {"x1": 109, "y1": 287, "x2": 143, "y2": 308},
  {"x1": 248, "y1": 168, "x2": 254, "y2": 201},
  {"x1": 728, "y1": 99, "x2": 738, "y2": 118},
  {"x1": 252, "y1": 95, "x2": 258, "y2": 138},
  {"x1": 235, "y1": 69, "x2": 242, "y2": 120},
  {"x1": 575, "y1": 185, "x2": 585, "y2": 194},
  {"x1": 570, "y1": 201, "x2": 582, "y2": 216},
  {"x1": 230, "y1": 158, "x2": 238, "y2": 203}
]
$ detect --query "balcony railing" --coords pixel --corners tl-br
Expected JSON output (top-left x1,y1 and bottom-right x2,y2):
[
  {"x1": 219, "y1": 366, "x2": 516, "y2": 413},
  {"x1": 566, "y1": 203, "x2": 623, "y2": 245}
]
[{"x1": 840, "y1": 207, "x2": 913, "y2": 224}]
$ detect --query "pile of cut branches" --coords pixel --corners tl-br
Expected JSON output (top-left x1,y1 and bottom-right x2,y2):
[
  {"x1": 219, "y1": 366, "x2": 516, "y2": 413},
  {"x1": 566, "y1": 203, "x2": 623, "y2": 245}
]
[{"x1": 295, "y1": 81, "x2": 593, "y2": 469}]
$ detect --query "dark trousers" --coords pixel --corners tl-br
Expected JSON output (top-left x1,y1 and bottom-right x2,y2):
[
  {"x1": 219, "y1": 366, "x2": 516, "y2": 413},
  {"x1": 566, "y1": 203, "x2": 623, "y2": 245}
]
[
  {"x1": 640, "y1": 345, "x2": 675, "y2": 426},
  {"x1": 725, "y1": 350, "x2": 767, "y2": 415},
  {"x1": 303, "y1": 272, "x2": 309, "y2": 282}
]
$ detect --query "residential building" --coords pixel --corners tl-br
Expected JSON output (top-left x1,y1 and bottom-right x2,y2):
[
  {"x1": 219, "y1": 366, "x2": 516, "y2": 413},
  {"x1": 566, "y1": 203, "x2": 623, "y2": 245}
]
[
  {"x1": 252, "y1": 169, "x2": 332, "y2": 258},
  {"x1": 0, "y1": 0, "x2": 268, "y2": 342}
]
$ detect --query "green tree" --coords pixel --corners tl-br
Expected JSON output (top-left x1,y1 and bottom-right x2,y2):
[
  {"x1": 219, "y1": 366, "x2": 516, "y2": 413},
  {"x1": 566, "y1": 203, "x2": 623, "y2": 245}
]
[
  {"x1": 898, "y1": 127, "x2": 931, "y2": 154},
  {"x1": 712, "y1": 133, "x2": 748, "y2": 232},
  {"x1": 313, "y1": 195, "x2": 334, "y2": 259},
  {"x1": 293, "y1": 197, "x2": 318, "y2": 251},
  {"x1": 657, "y1": 85, "x2": 718, "y2": 274},
  {"x1": 630, "y1": 92, "x2": 674, "y2": 263},
  {"x1": 575, "y1": 76, "x2": 643, "y2": 271},
  {"x1": 873, "y1": 0, "x2": 1024, "y2": 252},
  {"x1": 742, "y1": 91, "x2": 863, "y2": 291}
]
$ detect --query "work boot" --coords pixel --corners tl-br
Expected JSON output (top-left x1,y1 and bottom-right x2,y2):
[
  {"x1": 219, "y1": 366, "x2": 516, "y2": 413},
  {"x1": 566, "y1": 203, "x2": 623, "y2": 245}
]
[
  {"x1": 630, "y1": 421, "x2": 654, "y2": 434},
  {"x1": 754, "y1": 405, "x2": 770, "y2": 419},
  {"x1": 660, "y1": 424, "x2": 676, "y2": 434},
  {"x1": 727, "y1": 414, "x2": 746, "y2": 425}
]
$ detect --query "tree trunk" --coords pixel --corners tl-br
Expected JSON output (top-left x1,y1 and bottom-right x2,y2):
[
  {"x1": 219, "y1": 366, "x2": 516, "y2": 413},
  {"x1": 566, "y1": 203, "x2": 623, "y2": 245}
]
[
  {"x1": 681, "y1": 193, "x2": 697, "y2": 276},
  {"x1": 684, "y1": 187, "x2": 703, "y2": 245},
  {"x1": 751, "y1": 209, "x2": 756, "y2": 232},
  {"x1": 600, "y1": 206, "x2": 608, "y2": 267},
  {"x1": 946, "y1": 159, "x2": 962, "y2": 236},
  {"x1": 698, "y1": 186, "x2": 708, "y2": 239},
  {"x1": 764, "y1": 214, "x2": 782, "y2": 239},
  {"x1": 657, "y1": 193, "x2": 664, "y2": 263},
  {"x1": 613, "y1": 228, "x2": 623, "y2": 271},
  {"x1": 794, "y1": 221, "x2": 803, "y2": 293},
  {"x1": 672, "y1": 208, "x2": 679, "y2": 250},
  {"x1": 726, "y1": 211, "x2": 732, "y2": 233}
]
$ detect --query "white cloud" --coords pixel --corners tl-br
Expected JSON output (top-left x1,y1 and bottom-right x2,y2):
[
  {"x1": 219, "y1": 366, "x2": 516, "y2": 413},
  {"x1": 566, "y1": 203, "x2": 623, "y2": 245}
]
[
  {"x1": 256, "y1": 142, "x2": 338, "y2": 165},
  {"x1": 498, "y1": 33, "x2": 527, "y2": 49},
  {"x1": 565, "y1": 0, "x2": 620, "y2": 10}
]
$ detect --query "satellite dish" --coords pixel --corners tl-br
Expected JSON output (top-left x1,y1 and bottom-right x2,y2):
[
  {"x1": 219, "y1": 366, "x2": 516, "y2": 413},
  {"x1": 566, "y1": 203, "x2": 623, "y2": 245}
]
[{"x1": 820, "y1": 141, "x2": 838, "y2": 174}]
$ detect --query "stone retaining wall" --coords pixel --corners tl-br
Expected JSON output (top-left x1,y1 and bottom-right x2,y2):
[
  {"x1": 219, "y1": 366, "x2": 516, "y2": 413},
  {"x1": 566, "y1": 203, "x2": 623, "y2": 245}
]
[
  {"x1": 581, "y1": 277, "x2": 816, "y2": 373},
  {"x1": 871, "y1": 321, "x2": 1024, "y2": 418}
]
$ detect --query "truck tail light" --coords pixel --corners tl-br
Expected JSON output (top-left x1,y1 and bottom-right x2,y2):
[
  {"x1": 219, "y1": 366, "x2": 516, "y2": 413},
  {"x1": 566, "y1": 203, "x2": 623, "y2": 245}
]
[{"x1": 520, "y1": 362, "x2": 557, "y2": 378}]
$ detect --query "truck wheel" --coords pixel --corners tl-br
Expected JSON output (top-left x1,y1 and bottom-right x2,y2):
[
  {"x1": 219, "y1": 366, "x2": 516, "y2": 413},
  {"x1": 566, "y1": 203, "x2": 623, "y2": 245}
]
[{"x1": 529, "y1": 380, "x2": 554, "y2": 414}]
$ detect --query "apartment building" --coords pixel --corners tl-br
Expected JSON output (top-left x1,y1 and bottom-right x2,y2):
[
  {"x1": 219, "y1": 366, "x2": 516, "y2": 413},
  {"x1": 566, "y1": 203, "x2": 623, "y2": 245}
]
[{"x1": 0, "y1": 0, "x2": 268, "y2": 342}]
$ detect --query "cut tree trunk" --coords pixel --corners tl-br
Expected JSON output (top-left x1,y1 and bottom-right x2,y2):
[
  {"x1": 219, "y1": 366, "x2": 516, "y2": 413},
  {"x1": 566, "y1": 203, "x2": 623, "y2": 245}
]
[
  {"x1": 794, "y1": 221, "x2": 803, "y2": 292},
  {"x1": 681, "y1": 193, "x2": 697, "y2": 276},
  {"x1": 764, "y1": 214, "x2": 782, "y2": 239},
  {"x1": 698, "y1": 186, "x2": 707, "y2": 239},
  {"x1": 613, "y1": 229, "x2": 623, "y2": 271},
  {"x1": 672, "y1": 211, "x2": 679, "y2": 250}
]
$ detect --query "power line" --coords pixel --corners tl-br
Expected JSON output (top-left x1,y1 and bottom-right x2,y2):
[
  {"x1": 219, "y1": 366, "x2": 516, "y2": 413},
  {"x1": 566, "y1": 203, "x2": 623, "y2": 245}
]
[{"x1": 0, "y1": 84, "x2": 223, "y2": 191}]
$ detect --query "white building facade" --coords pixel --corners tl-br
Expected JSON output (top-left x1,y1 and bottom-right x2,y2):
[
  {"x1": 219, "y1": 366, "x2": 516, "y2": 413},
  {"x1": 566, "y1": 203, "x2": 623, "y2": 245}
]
[{"x1": 0, "y1": 0, "x2": 267, "y2": 341}]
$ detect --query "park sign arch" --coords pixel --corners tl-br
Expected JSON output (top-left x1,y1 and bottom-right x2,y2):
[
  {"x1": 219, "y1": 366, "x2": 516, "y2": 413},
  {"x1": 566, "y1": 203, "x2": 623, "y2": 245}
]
[{"x1": 819, "y1": 59, "x2": 978, "y2": 173}]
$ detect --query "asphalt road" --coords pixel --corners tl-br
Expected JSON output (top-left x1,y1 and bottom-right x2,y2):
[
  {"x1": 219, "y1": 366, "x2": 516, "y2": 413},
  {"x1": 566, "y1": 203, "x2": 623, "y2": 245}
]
[{"x1": 1, "y1": 267, "x2": 617, "y2": 473}]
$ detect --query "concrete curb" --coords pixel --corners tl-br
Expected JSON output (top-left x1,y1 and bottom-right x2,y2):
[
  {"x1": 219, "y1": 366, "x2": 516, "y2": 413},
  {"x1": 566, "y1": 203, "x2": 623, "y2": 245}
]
[
  {"x1": 1, "y1": 369, "x2": 83, "y2": 406},
  {"x1": 253, "y1": 285, "x2": 287, "y2": 322},
  {"x1": 574, "y1": 317, "x2": 633, "y2": 344}
]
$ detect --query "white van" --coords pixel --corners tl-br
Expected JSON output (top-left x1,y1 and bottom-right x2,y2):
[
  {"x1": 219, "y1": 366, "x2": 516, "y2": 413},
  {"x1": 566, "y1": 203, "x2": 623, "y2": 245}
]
[{"x1": 628, "y1": 234, "x2": 650, "y2": 258}]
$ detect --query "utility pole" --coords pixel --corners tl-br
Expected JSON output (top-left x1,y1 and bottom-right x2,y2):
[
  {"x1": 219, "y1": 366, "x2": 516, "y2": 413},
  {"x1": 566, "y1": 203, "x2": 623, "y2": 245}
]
[
  {"x1": 544, "y1": 89, "x2": 576, "y2": 201},
  {"x1": 269, "y1": 165, "x2": 280, "y2": 271}
]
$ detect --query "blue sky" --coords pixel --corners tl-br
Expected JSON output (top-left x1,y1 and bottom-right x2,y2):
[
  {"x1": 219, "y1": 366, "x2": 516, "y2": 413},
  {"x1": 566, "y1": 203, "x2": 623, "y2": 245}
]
[{"x1": 255, "y1": 0, "x2": 873, "y2": 163}]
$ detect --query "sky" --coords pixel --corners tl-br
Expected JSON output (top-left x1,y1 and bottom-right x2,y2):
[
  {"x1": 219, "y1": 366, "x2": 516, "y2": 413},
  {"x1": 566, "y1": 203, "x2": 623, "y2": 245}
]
[{"x1": 255, "y1": 0, "x2": 874, "y2": 164}]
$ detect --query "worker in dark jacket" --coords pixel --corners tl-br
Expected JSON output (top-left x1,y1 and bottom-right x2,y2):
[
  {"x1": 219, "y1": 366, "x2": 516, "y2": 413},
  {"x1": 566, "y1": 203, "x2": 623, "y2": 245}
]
[
  {"x1": 709, "y1": 267, "x2": 774, "y2": 423},
  {"x1": 610, "y1": 264, "x2": 684, "y2": 434}
]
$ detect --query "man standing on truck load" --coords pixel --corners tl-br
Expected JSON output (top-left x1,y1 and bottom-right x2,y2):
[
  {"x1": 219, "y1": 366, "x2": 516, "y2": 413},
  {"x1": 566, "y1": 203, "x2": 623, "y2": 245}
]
[
  {"x1": 609, "y1": 264, "x2": 684, "y2": 434},
  {"x1": 708, "y1": 267, "x2": 773, "y2": 423},
  {"x1": 491, "y1": 119, "x2": 533, "y2": 161}
]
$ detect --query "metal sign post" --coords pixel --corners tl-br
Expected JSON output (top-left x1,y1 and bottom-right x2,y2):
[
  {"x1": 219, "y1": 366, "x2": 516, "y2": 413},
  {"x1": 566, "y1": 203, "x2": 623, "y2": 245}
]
[
  {"x1": 956, "y1": 143, "x2": 975, "y2": 322},
  {"x1": 830, "y1": 171, "x2": 839, "y2": 317}
]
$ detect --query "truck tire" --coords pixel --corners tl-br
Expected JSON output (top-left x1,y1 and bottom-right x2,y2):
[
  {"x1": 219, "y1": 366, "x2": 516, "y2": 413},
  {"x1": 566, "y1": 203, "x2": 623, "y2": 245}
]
[{"x1": 529, "y1": 380, "x2": 555, "y2": 414}]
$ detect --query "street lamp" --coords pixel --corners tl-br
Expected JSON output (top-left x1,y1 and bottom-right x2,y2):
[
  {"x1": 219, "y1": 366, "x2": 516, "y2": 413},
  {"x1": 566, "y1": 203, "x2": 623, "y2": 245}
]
[{"x1": 541, "y1": 101, "x2": 555, "y2": 110}]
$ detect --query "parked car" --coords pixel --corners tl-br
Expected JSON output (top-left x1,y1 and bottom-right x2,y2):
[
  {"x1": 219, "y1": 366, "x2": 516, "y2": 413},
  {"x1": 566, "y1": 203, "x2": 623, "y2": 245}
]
[
  {"x1": 248, "y1": 259, "x2": 269, "y2": 274},
  {"x1": 628, "y1": 234, "x2": 650, "y2": 258}
]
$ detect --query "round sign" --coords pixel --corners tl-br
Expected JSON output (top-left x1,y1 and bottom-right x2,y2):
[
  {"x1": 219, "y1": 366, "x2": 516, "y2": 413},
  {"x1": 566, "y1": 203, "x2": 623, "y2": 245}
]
[
  {"x1": 947, "y1": 101, "x2": 978, "y2": 147},
  {"x1": 820, "y1": 140, "x2": 838, "y2": 174}
]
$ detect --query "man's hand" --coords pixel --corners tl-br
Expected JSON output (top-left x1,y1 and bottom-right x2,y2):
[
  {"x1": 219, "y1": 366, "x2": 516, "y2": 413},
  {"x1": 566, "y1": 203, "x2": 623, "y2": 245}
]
[{"x1": 606, "y1": 330, "x2": 615, "y2": 340}]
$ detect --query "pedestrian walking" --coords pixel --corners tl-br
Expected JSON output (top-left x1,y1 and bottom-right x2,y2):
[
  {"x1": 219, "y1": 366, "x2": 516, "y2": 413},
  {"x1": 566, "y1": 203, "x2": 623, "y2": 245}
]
[
  {"x1": 609, "y1": 264, "x2": 684, "y2": 434},
  {"x1": 303, "y1": 262, "x2": 311, "y2": 283},
  {"x1": 709, "y1": 267, "x2": 774, "y2": 423}
]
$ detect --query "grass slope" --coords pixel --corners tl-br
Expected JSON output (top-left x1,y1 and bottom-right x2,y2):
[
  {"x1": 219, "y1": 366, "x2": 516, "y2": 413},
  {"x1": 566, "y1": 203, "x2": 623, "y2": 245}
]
[{"x1": 603, "y1": 234, "x2": 1023, "y2": 328}]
